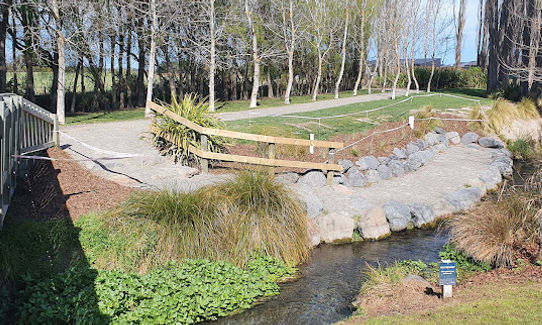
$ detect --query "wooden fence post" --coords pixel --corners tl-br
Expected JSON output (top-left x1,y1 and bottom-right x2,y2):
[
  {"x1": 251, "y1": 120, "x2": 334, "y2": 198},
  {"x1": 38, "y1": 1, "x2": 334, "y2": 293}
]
[
  {"x1": 327, "y1": 149, "x2": 335, "y2": 185},
  {"x1": 268, "y1": 143, "x2": 276, "y2": 175},
  {"x1": 201, "y1": 134, "x2": 209, "y2": 173},
  {"x1": 53, "y1": 114, "x2": 60, "y2": 146}
]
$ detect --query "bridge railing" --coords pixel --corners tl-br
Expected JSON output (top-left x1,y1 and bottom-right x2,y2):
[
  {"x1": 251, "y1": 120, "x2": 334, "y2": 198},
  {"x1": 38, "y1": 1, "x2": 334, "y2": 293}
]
[
  {"x1": 147, "y1": 100, "x2": 344, "y2": 183},
  {"x1": 0, "y1": 94, "x2": 59, "y2": 229}
]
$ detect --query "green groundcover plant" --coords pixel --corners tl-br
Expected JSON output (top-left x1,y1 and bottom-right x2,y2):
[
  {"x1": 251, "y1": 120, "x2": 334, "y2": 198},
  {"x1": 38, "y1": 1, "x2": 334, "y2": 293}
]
[{"x1": 18, "y1": 256, "x2": 294, "y2": 325}]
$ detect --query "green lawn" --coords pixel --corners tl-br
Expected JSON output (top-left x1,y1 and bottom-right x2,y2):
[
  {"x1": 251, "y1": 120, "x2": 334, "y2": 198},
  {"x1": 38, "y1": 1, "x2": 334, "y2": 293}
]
[
  {"x1": 224, "y1": 90, "x2": 494, "y2": 142},
  {"x1": 350, "y1": 282, "x2": 542, "y2": 324},
  {"x1": 217, "y1": 90, "x2": 369, "y2": 113},
  {"x1": 65, "y1": 108, "x2": 146, "y2": 125}
]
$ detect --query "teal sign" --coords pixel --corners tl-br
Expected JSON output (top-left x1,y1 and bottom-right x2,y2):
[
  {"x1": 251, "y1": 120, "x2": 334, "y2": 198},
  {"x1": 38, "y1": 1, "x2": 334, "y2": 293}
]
[{"x1": 439, "y1": 260, "x2": 457, "y2": 285}]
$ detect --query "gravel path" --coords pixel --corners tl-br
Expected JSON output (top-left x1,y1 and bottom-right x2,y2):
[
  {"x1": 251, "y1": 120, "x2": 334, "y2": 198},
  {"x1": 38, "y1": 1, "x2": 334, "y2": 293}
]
[{"x1": 216, "y1": 90, "x2": 405, "y2": 121}]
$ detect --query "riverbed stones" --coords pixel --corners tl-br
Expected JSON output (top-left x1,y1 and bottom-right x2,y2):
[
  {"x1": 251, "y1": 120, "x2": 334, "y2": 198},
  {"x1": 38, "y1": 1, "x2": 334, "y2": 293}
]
[
  {"x1": 445, "y1": 187, "x2": 484, "y2": 212},
  {"x1": 491, "y1": 157, "x2": 513, "y2": 177},
  {"x1": 424, "y1": 132, "x2": 441, "y2": 146},
  {"x1": 377, "y1": 164, "x2": 392, "y2": 180},
  {"x1": 434, "y1": 127, "x2": 446, "y2": 135},
  {"x1": 393, "y1": 147, "x2": 407, "y2": 159},
  {"x1": 298, "y1": 171, "x2": 327, "y2": 187},
  {"x1": 378, "y1": 157, "x2": 391, "y2": 165},
  {"x1": 409, "y1": 204, "x2": 435, "y2": 228},
  {"x1": 276, "y1": 172, "x2": 300, "y2": 184},
  {"x1": 356, "y1": 155, "x2": 379, "y2": 171},
  {"x1": 345, "y1": 167, "x2": 368, "y2": 187},
  {"x1": 338, "y1": 159, "x2": 354, "y2": 172},
  {"x1": 479, "y1": 165, "x2": 502, "y2": 191},
  {"x1": 316, "y1": 210, "x2": 355, "y2": 243},
  {"x1": 461, "y1": 132, "x2": 479, "y2": 144},
  {"x1": 406, "y1": 142, "x2": 420, "y2": 155},
  {"x1": 333, "y1": 174, "x2": 347, "y2": 185},
  {"x1": 446, "y1": 131, "x2": 460, "y2": 144},
  {"x1": 366, "y1": 169, "x2": 381, "y2": 183},
  {"x1": 388, "y1": 160, "x2": 405, "y2": 177},
  {"x1": 415, "y1": 139, "x2": 428, "y2": 150},
  {"x1": 405, "y1": 153, "x2": 423, "y2": 171},
  {"x1": 383, "y1": 200, "x2": 412, "y2": 231},
  {"x1": 291, "y1": 185, "x2": 323, "y2": 219},
  {"x1": 357, "y1": 206, "x2": 391, "y2": 240},
  {"x1": 479, "y1": 137, "x2": 504, "y2": 149}
]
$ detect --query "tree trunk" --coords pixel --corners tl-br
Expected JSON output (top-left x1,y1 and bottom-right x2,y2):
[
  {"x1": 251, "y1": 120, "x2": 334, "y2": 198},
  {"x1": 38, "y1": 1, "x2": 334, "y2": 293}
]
[
  {"x1": 334, "y1": 7, "x2": 349, "y2": 99},
  {"x1": 70, "y1": 61, "x2": 80, "y2": 113},
  {"x1": 136, "y1": 25, "x2": 146, "y2": 108},
  {"x1": 476, "y1": 0, "x2": 484, "y2": 66},
  {"x1": 411, "y1": 59, "x2": 419, "y2": 93},
  {"x1": 80, "y1": 58, "x2": 85, "y2": 112},
  {"x1": 111, "y1": 35, "x2": 117, "y2": 110},
  {"x1": 527, "y1": 0, "x2": 541, "y2": 91},
  {"x1": 208, "y1": 0, "x2": 216, "y2": 111},
  {"x1": 145, "y1": 0, "x2": 157, "y2": 116},
  {"x1": 266, "y1": 68, "x2": 274, "y2": 98},
  {"x1": 487, "y1": 0, "x2": 500, "y2": 93},
  {"x1": 0, "y1": 0, "x2": 9, "y2": 93},
  {"x1": 165, "y1": 46, "x2": 175, "y2": 98},
  {"x1": 455, "y1": 0, "x2": 466, "y2": 69},
  {"x1": 118, "y1": 33, "x2": 125, "y2": 109},
  {"x1": 312, "y1": 51, "x2": 323, "y2": 101},
  {"x1": 51, "y1": 0, "x2": 65, "y2": 124},
  {"x1": 10, "y1": 9, "x2": 17, "y2": 94},
  {"x1": 246, "y1": 0, "x2": 259, "y2": 108},
  {"x1": 427, "y1": 59, "x2": 435, "y2": 93},
  {"x1": 126, "y1": 30, "x2": 133, "y2": 108},
  {"x1": 284, "y1": 0, "x2": 295, "y2": 104},
  {"x1": 21, "y1": 7, "x2": 35, "y2": 101},
  {"x1": 353, "y1": 6, "x2": 366, "y2": 96}
]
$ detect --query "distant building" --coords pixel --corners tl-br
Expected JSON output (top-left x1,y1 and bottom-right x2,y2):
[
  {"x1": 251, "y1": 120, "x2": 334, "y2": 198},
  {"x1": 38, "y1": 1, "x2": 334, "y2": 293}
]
[{"x1": 366, "y1": 58, "x2": 442, "y2": 68}]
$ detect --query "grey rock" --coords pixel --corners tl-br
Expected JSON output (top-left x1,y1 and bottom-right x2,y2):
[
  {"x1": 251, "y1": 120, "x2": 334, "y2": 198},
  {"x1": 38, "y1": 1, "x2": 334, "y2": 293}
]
[
  {"x1": 291, "y1": 184, "x2": 323, "y2": 218},
  {"x1": 357, "y1": 206, "x2": 391, "y2": 240},
  {"x1": 466, "y1": 143, "x2": 481, "y2": 150},
  {"x1": 333, "y1": 174, "x2": 347, "y2": 185},
  {"x1": 445, "y1": 187, "x2": 484, "y2": 212},
  {"x1": 276, "y1": 172, "x2": 300, "y2": 184},
  {"x1": 409, "y1": 204, "x2": 435, "y2": 228},
  {"x1": 388, "y1": 160, "x2": 405, "y2": 177},
  {"x1": 479, "y1": 165, "x2": 502, "y2": 191},
  {"x1": 383, "y1": 200, "x2": 412, "y2": 232},
  {"x1": 316, "y1": 211, "x2": 355, "y2": 243},
  {"x1": 491, "y1": 157, "x2": 513, "y2": 177},
  {"x1": 178, "y1": 166, "x2": 200, "y2": 178},
  {"x1": 406, "y1": 153, "x2": 423, "y2": 170},
  {"x1": 298, "y1": 171, "x2": 327, "y2": 187},
  {"x1": 377, "y1": 164, "x2": 393, "y2": 180},
  {"x1": 378, "y1": 157, "x2": 391, "y2": 165},
  {"x1": 338, "y1": 159, "x2": 354, "y2": 172},
  {"x1": 345, "y1": 167, "x2": 368, "y2": 187},
  {"x1": 389, "y1": 154, "x2": 399, "y2": 160},
  {"x1": 356, "y1": 155, "x2": 380, "y2": 171},
  {"x1": 446, "y1": 132, "x2": 461, "y2": 145},
  {"x1": 478, "y1": 137, "x2": 505, "y2": 149},
  {"x1": 349, "y1": 194, "x2": 376, "y2": 213},
  {"x1": 490, "y1": 148, "x2": 512, "y2": 158},
  {"x1": 415, "y1": 139, "x2": 428, "y2": 150},
  {"x1": 406, "y1": 142, "x2": 420, "y2": 155},
  {"x1": 434, "y1": 127, "x2": 446, "y2": 134},
  {"x1": 424, "y1": 132, "x2": 441, "y2": 146},
  {"x1": 393, "y1": 147, "x2": 407, "y2": 159},
  {"x1": 432, "y1": 143, "x2": 447, "y2": 153},
  {"x1": 461, "y1": 132, "x2": 479, "y2": 144},
  {"x1": 403, "y1": 274, "x2": 431, "y2": 285},
  {"x1": 365, "y1": 169, "x2": 381, "y2": 183},
  {"x1": 438, "y1": 134, "x2": 449, "y2": 146}
]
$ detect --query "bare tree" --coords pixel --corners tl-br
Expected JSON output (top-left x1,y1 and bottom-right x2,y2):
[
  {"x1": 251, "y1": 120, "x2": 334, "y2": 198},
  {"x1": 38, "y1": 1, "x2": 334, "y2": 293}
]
[
  {"x1": 334, "y1": 2, "x2": 349, "y2": 99},
  {"x1": 455, "y1": 0, "x2": 466, "y2": 69}
]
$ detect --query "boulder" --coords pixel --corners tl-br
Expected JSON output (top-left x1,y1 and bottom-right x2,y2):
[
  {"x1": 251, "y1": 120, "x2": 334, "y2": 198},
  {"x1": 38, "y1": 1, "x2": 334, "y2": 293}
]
[
  {"x1": 392, "y1": 147, "x2": 407, "y2": 159},
  {"x1": 406, "y1": 142, "x2": 420, "y2": 155},
  {"x1": 461, "y1": 132, "x2": 479, "y2": 144},
  {"x1": 446, "y1": 131, "x2": 460, "y2": 145},
  {"x1": 291, "y1": 184, "x2": 324, "y2": 218},
  {"x1": 388, "y1": 160, "x2": 405, "y2": 177},
  {"x1": 356, "y1": 155, "x2": 380, "y2": 171},
  {"x1": 424, "y1": 132, "x2": 441, "y2": 146},
  {"x1": 333, "y1": 174, "x2": 347, "y2": 185},
  {"x1": 316, "y1": 211, "x2": 355, "y2": 243},
  {"x1": 479, "y1": 165, "x2": 502, "y2": 191},
  {"x1": 338, "y1": 159, "x2": 354, "y2": 172},
  {"x1": 405, "y1": 153, "x2": 423, "y2": 171},
  {"x1": 478, "y1": 137, "x2": 505, "y2": 149},
  {"x1": 365, "y1": 169, "x2": 381, "y2": 183},
  {"x1": 491, "y1": 157, "x2": 513, "y2": 177},
  {"x1": 438, "y1": 134, "x2": 449, "y2": 146},
  {"x1": 432, "y1": 143, "x2": 447, "y2": 153},
  {"x1": 415, "y1": 139, "x2": 428, "y2": 150},
  {"x1": 357, "y1": 206, "x2": 391, "y2": 240},
  {"x1": 377, "y1": 164, "x2": 393, "y2": 180},
  {"x1": 434, "y1": 127, "x2": 446, "y2": 134},
  {"x1": 276, "y1": 172, "x2": 300, "y2": 184},
  {"x1": 345, "y1": 167, "x2": 368, "y2": 187},
  {"x1": 378, "y1": 157, "x2": 391, "y2": 165},
  {"x1": 409, "y1": 204, "x2": 435, "y2": 228},
  {"x1": 445, "y1": 187, "x2": 484, "y2": 212},
  {"x1": 298, "y1": 171, "x2": 327, "y2": 187},
  {"x1": 383, "y1": 200, "x2": 412, "y2": 231}
]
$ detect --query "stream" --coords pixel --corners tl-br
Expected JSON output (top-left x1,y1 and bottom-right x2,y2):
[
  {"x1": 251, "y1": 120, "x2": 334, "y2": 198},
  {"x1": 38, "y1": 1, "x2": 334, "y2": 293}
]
[{"x1": 212, "y1": 229, "x2": 447, "y2": 325}]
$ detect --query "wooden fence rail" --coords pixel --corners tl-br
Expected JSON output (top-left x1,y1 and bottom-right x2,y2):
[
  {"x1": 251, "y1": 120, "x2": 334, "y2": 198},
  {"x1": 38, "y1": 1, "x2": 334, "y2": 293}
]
[
  {"x1": 0, "y1": 94, "x2": 58, "y2": 229},
  {"x1": 148, "y1": 101, "x2": 344, "y2": 184}
]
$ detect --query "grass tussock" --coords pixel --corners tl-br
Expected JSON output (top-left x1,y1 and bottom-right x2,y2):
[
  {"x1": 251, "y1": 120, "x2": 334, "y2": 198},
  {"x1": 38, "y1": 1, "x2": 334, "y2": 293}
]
[
  {"x1": 107, "y1": 171, "x2": 310, "y2": 269},
  {"x1": 253, "y1": 125, "x2": 309, "y2": 160},
  {"x1": 413, "y1": 105, "x2": 442, "y2": 138},
  {"x1": 487, "y1": 98, "x2": 540, "y2": 133},
  {"x1": 448, "y1": 173, "x2": 542, "y2": 267}
]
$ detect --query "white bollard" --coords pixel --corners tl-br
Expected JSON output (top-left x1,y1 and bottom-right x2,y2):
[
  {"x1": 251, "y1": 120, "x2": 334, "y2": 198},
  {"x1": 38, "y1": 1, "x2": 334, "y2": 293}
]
[
  {"x1": 408, "y1": 116, "x2": 415, "y2": 130},
  {"x1": 309, "y1": 133, "x2": 314, "y2": 154}
]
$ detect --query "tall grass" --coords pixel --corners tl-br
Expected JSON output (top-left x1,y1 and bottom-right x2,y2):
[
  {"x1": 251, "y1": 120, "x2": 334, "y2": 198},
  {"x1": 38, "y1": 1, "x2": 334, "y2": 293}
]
[
  {"x1": 109, "y1": 171, "x2": 310, "y2": 267},
  {"x1": 448, "y1": 172, "x2": 542, "y2": 267},
  {"x1": 487, "y1": 98, "x2": 540, "y2": 133},
  {"x1": 413, "y1": 105, "x2": 442, "y2": 138},
  {"x1": 152, "y1": 94, "x2": 226, "y2": 165}
]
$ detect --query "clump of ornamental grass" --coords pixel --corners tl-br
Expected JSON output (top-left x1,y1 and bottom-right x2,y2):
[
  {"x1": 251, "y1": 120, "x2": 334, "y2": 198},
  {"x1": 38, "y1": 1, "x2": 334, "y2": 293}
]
[
  {"x1": 448, "y1": 174, "x2": 542, "y2": 267},
  {"x1": 253, "y1": 125, "x2": 309, "y2": 160},
  {"x1": 413, "y1": 105, "x2": 442, "y2": 138},
  {"x1": 467, "y1": 105, "x2": 490, "y2": 133},
  {"x1": 487, "y1": 98, "x2": 540, "y2": 134},
  {"x1": 152, "y1": 93, "x2": 226, "y2": 166},
  {"x1": 109, "y1": 171, "x2": 310, "y2": 267}
]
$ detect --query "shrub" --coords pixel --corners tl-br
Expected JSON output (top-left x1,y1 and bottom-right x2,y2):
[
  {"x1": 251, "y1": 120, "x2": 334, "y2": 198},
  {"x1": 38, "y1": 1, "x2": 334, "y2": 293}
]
[
  {"x1": 152, "y1": 94, "x2": 226, "y2": 166},
  {"x1": 448, "y1": 182, "x2": 542, "y2": 267},
  {"x1": 412, "y1": 67, "x2": 487, "y2": 90},
  {"x1": 109, "y1": 171, "x2": 310, "y2": 267},
  {"x1": 19, "y1": 257, "x2": 294, "y2": 325}
]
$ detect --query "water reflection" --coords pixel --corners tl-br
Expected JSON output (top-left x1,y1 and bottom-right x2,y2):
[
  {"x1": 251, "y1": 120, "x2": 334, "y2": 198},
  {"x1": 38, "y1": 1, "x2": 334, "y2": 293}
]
[{"x1": 211, "y1": 229, "x2": 447, "y2": 325}]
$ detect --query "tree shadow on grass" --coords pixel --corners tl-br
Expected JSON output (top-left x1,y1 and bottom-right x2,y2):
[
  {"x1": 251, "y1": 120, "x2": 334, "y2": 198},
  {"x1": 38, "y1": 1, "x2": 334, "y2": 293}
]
[
  {"x1": 0, "y1": 156, "x2": 109, "y2": 323},
  {"x1": 439, "y1": 88, "x2": 489, "y2": 99}
]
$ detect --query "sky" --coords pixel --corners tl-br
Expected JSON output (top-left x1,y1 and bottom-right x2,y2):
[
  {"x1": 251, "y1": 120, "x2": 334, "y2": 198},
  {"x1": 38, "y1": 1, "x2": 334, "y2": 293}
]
[{"x1": 443, "y1": 0, "x2": 480, "y2": 65}]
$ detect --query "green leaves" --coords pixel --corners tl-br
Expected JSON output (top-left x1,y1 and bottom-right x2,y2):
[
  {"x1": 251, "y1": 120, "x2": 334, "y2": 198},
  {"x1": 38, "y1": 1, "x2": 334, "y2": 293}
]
[{"x1": 18, "y1": 256, "x2": 294, "y2": 325}]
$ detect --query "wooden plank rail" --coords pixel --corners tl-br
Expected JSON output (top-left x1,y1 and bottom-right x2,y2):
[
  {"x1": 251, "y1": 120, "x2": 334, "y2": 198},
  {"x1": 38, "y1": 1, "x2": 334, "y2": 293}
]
[
  {"x1": 148, "y1": 101, "x2": 345, "y2": 180},
  {"x1": 0, "y1": 94, "x2": 58, "y2": 229}
]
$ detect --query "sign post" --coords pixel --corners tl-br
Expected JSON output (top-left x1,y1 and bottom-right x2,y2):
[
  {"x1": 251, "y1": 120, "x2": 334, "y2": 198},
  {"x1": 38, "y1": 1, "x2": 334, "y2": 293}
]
[{"x1": 439, "y1": 260, "x2": 457, "y2": 298}]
